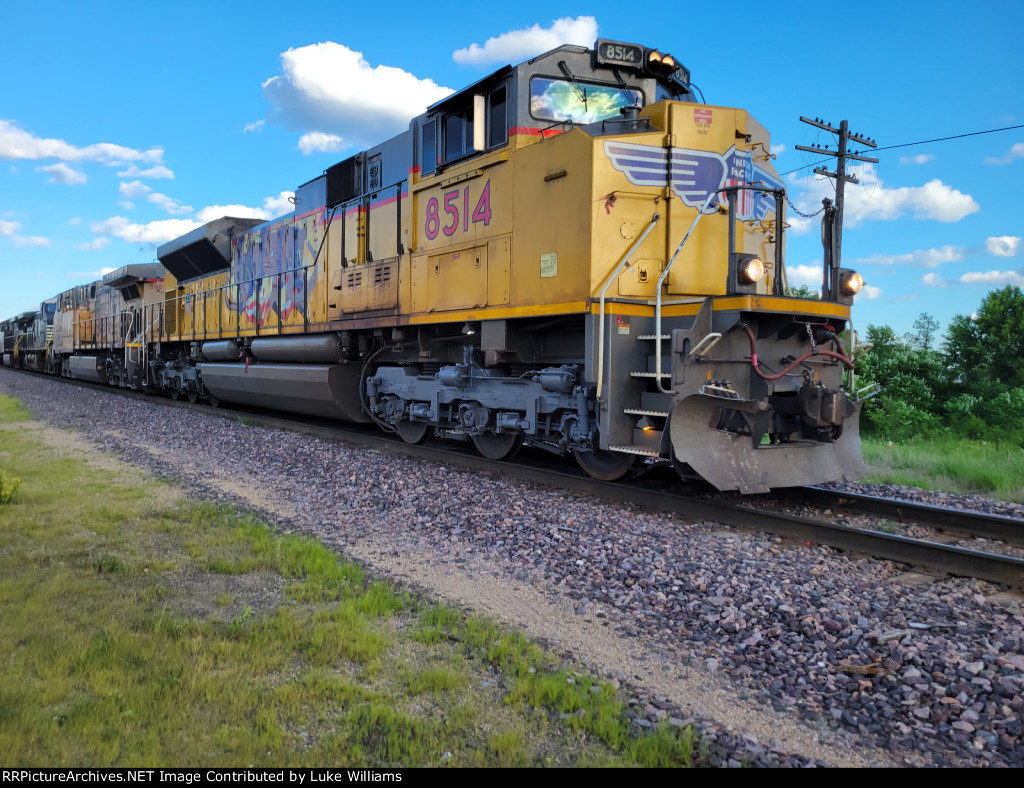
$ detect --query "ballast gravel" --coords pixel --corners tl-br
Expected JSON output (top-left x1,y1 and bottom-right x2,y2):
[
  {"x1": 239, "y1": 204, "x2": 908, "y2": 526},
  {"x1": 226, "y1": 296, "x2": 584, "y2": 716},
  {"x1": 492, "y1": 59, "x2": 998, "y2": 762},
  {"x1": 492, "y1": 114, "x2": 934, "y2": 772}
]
[{"x1": 2, "y1": 369, "x2": 1022, "y2": 768}]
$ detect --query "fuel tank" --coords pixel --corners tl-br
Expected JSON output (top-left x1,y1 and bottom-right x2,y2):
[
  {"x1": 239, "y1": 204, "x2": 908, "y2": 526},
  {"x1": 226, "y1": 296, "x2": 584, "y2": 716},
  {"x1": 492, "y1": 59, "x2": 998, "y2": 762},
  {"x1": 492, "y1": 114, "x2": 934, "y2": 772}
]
[{"x1": 199, "y1": 362, "x2": 370, "y2": 423}]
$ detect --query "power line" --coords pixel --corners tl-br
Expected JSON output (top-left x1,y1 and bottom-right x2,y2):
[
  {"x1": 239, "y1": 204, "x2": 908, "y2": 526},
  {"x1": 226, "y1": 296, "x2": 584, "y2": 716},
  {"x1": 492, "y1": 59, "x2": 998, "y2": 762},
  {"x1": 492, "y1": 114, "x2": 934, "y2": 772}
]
[{"x1": 781, "y1": 122, "x2": 1024, "y2": 176}]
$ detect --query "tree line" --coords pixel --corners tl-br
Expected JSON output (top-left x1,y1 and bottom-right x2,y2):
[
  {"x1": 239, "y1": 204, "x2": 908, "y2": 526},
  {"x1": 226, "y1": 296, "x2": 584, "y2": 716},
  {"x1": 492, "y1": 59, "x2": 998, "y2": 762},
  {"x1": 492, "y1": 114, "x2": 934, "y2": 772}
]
[{"x1": 852, "y1": 285, "x2": 1024, "y2": 444}]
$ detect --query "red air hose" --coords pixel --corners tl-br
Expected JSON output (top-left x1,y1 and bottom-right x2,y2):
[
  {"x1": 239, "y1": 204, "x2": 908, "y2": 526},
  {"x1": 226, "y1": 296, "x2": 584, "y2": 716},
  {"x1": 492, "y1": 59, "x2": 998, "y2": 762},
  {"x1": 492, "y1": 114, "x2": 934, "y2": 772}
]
[{"x1": 740, "y1": 324, "x2": 854, "y2": 381}]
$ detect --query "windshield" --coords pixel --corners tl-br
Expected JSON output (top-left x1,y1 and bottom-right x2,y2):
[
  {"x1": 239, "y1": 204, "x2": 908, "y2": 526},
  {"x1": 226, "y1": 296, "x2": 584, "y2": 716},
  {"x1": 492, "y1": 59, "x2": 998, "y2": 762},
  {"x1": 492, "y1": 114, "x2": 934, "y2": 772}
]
[{"x1": 530, "y1": 77, "x2": 642, "y2": 124}]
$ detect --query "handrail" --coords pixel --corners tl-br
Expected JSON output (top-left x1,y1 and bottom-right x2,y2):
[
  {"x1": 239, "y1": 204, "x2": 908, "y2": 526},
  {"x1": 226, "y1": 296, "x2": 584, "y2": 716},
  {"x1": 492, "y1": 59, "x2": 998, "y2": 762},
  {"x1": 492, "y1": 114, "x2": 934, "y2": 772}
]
[
  {"x1": 123, "y1": 311, "x2": 135, "y2": 366},
  {"x1": 163, "y1": 263, "x2": 316, "y2": 340},
  {"x1": 595, "y1": 213, "x2": 660, "y2": 401},
  {"x1": 67, "y1": 262, "x2": 318, "y2": 348},
  {"x1": 687, "y1": 332, "x2": 722, "y2": 360},
  {"x1": 131, "y1": 312, "x2": 161, "y2": 377},
  {"x1": 654, "y1": 192, "x2": 721, "y2": 394}
]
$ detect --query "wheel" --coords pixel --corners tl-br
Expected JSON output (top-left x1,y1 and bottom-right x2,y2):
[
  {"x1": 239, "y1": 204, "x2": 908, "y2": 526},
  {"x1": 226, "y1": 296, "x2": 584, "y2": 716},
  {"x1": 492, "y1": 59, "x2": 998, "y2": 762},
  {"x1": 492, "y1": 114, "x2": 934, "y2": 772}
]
[
  {"x1": 187, "y1": 389, "x2": 199, "y2": 404},
  {"x1": 395, "y1": 420, "x2": 432, "y2": 445},
  {"x1": 169, "y1": 388, "x2": 180, "y2": 401},
  {"x1": 471, "y1": 431, "x2": 524, "y2": 460},
  {"x1": 573, "y1": 448, "x2": 645, "y2": 481}
]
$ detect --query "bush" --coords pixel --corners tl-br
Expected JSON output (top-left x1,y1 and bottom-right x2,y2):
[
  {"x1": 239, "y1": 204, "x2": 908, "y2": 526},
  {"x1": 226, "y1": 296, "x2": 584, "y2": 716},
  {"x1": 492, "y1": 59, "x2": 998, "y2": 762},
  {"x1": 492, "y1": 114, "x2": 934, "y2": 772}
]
[
  {"x1": 864, "y1": 399, "x2": 943, "y2": 442},
  {"x1": 0, "y1": 469, "x2": 22, "y2": 504}
]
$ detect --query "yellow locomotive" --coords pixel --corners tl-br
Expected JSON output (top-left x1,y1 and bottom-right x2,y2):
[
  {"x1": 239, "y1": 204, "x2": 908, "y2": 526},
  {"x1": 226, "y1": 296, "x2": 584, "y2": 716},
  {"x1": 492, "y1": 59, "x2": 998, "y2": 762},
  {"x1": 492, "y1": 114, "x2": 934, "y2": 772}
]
[{"x1": 51, "y1": 39, "x2": 868, "y2": 493}]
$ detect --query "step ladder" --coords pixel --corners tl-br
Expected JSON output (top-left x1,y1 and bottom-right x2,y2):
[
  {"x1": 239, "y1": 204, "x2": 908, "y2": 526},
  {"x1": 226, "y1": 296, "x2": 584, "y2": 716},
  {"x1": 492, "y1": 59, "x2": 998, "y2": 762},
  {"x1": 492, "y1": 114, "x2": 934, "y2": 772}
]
[{"x1": 609, "y1": 334, "x2": 674, "y2": 458}]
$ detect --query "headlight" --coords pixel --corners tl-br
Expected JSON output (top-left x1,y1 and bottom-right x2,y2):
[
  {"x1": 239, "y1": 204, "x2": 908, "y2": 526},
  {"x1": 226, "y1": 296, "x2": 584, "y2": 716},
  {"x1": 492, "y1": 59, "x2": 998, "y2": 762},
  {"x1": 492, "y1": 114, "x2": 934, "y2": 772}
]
[
  {"x1": 738, "y1": 257, "x2": 765, "y2": 284},
  {"x1": 646, "y1": 50, "x2": 678, "y2": 74},
  {"x1": 840, "y1": 271, "x2": 864, "y2": 295}
]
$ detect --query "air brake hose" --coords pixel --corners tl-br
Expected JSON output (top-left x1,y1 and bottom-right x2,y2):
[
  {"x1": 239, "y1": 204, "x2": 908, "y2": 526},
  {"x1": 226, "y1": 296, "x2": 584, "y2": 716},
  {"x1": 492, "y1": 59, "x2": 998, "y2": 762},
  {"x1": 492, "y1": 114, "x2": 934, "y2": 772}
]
[{"x1": 739, "y1": 324, "x2": 854, "y2": 381}]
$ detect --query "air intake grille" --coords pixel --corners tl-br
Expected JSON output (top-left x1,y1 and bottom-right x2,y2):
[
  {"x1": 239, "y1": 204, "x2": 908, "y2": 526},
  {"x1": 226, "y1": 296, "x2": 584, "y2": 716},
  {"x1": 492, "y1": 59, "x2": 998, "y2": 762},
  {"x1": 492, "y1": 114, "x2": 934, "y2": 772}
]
[{"x1": 326, "y1": 156, "x2": 362, "y2": 207}]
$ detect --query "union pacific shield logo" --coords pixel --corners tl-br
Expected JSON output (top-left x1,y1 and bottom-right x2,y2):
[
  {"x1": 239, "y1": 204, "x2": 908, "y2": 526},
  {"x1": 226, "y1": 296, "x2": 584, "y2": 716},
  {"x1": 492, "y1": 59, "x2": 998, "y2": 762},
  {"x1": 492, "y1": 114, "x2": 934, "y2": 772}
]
[{"x1": 604, "y1": 140, "x2": 784, "y2": 222}]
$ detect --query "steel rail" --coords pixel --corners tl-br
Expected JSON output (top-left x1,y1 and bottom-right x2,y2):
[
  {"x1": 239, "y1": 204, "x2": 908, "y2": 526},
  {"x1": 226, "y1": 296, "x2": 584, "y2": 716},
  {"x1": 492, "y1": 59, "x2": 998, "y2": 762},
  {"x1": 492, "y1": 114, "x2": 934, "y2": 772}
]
[
  {"x1": 780, "y1": 486, "x2": 1024, "y2": 548},
  {"x1": 4, "y1": 366, "x2": 1023, "y2": 589}
]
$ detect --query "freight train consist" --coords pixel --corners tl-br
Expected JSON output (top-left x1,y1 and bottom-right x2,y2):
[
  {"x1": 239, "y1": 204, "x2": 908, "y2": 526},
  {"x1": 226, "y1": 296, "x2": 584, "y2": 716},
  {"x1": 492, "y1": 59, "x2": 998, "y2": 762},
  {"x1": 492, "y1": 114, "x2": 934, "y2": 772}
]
[{"x1": 1, "y1": 39, "x2": 868, "y2": 493}]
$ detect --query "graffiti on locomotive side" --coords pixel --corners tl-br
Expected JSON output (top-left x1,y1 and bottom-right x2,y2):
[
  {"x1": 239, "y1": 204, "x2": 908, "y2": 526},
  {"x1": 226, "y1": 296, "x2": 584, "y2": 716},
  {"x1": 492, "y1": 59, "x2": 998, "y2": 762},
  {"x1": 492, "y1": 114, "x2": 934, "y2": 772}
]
[
  {"x1": 423, "y1": 179, "x2": 492, "y2": 241},
  {"x1": 225, "y1": 215, "x2": 323, "y2": 325}
]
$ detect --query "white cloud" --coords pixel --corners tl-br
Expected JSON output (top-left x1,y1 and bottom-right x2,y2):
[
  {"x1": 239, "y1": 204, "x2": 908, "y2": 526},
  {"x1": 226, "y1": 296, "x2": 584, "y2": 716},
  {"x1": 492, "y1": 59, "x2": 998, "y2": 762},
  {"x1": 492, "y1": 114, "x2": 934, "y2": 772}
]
[
  {"x1": 243, "y1": 120, "x2": 265, "y2": 134},
  {"x1": 985, "y1": 235, "x2": 1021, "y2": 257},
  {"x1": 90, "y1": 191, "x2": 297, "y2": 248},
  {"x1": 195, "y1": 191, "x2": 294, "y2": 224},
  {"x1": 118, "y1": 200, "x2": 135, "y2": 210},
  {"x1": 786, "y1": 214, "x2": 814, "y2": 236},
  {"x1": 923, "y1": 269, "x2": 1024, "y2": 288},
  {"x1": 68, "y1": 217, "x2": 82, "y2": 226},
  {"x1": 788, "y1": 164, "x2": 979, "y2": 226},
  {"x1": 119, "y1": 180, "x2": 152, "y2": 199},
  {"x1": 770, "y1": 144, "x2": 786, "y2": 156},
  {"x1": 786, "y1": 263, "x2": 823, "y2": 285},
  {"x1": 119, "y1": 180, "x2": 193, "y2": 215},
  {"x1": 38, "y1": 162, "x2": 87, "y2": 185},
  {"x1": 984, "y1": 142, "x2": 1024, "y2": 165},
  {"x1": 262, "y1": 191, "x2": 295, "y2": 217},
  {"x1": 899, "y1": 154, "x2": 933, "y2": 165},
  {"x1": 89, "y1": 216, "x2": 201, "y2": 245},
  {"x1": 0, "y1": 120, "x2": 163, "y2": 165},
  {"x1": 66, "y1": 266, "x2": 116, "y2": 279},
  {"x1": 452, "y1": 16, "x2": 598, "y2": 65},
  {"x1": 76, "y1": 237, "x2": 111, "y2": 251},
  {"x1": 13, "y1": 234, "x2": 49, "y2": 247},
  {"x1": 194, "y1": 205, "x2": 253, "y2": 224},
  {"x1": 854, "y1": 245, "x2": 965, "y2": 268},
  {"x1": 116, "y1": 163, "x2": 174, "y2": 179},
  {"x1": 298, "y1": 132, "x2": 344, "y2": 155},
  {"x1": 859, "y1": 285, "x2": 883, "y2": 299},
  {"x1": 148, "y1": 192, "x2": 193, "y2": 215},
  {"x1": 0, "y1": 218, "x2": 49, "y2": 247},
  {"x1": 261, "y1": 43, "x2": 452, "y2": 152},
  {"x1": 959, "y1": 269, "x2": 1024, "y2": 286}
]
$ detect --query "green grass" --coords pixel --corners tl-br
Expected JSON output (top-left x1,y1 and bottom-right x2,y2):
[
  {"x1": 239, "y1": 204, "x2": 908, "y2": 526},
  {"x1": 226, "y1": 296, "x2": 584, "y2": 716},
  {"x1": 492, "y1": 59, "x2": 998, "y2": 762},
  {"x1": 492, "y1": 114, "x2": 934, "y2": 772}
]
[
  {"x1": 862, "y1": 437, "x2": 1024, "y2": 503},
  {"x1": 0, "y1": 393, "x2": 700, "y2": 767},
  {"x1": 0, "y1": 395, "x2": 30, "y2": 503},
  {"x1": 0, "y1": 468, "x2": 21, "y2": 503},
  {"x1": 0, "y1": 395, "x2": 31, "y2": 422},
  {"x1": 415, "y1": 607, "x2": 697, "y2": 766}
]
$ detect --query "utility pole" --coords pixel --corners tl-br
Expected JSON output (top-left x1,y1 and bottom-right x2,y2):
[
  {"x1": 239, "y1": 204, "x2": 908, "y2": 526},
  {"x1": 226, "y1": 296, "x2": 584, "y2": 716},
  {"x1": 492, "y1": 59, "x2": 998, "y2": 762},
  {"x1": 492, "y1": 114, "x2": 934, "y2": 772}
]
[{"x1": 795, "y1": 118, "x2": 878, "y2": 298}]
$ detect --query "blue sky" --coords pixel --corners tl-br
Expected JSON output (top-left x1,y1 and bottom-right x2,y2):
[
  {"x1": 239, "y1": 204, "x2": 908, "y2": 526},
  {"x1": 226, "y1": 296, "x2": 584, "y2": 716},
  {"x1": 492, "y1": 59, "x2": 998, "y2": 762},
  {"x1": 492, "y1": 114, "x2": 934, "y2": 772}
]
[{"x1": 1, "y1": 1, "x2": 1021, "y2": 340}]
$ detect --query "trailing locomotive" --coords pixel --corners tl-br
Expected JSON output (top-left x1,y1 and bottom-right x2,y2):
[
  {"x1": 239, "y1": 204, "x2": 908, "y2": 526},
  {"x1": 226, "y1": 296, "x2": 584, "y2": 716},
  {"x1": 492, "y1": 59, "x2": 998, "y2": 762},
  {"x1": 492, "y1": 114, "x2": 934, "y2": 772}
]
[{"x1": 2, "y1": 39, "x2": 868, "y2": 493}]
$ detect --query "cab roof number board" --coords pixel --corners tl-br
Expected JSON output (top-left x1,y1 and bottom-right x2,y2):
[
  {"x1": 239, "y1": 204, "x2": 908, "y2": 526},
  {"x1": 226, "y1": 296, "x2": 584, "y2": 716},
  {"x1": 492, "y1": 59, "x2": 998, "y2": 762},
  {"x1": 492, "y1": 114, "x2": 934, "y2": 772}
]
[{"x1": 594, "y1": 39, "x2": 644, "y2": 70}]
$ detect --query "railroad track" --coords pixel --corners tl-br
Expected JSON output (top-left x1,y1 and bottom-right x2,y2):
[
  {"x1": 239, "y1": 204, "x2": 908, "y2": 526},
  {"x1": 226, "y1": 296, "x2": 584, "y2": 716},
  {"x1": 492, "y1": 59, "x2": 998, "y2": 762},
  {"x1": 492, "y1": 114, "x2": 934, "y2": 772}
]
[
  {"x1": 775, "y1": 485, "x2": 1024, "y2": 547},
  {"x1": 5, "y1": 366, "x2": 1024, "y2": 590}
]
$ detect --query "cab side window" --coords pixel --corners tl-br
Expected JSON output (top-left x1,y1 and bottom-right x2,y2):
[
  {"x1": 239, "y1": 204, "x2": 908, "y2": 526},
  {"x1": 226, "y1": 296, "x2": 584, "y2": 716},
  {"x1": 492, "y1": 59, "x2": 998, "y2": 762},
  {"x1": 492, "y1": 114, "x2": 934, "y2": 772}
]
[
  {"x1": 419, "y1": 84, "x2": 509, "y2": 174},
  {"x1": 488, "y1": 87, "x2": 507, "y2": 148},
  {"x1": 421, "y1": 120, "x2": 437, "y2": 176},
  {"x1": 444, "y1": 108, "x2": 474, "y2": 161}
]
